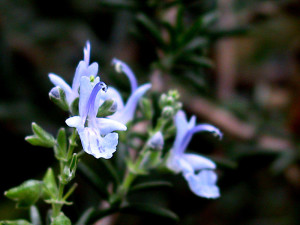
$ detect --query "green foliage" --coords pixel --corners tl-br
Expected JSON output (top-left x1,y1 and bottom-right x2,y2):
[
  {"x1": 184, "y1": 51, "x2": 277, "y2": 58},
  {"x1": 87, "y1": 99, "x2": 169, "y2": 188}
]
[
  {"x1": 25, "y1": 123, "x2": 55, "y2": 148},
  {"x1": 42, "y1": 168, "x2": 58, "y2": 200},
  {"x1": 50, "y1": 213, "x2": 71, "y2": 225},
  {"x1": 5, "y1": 180, "x2": 43, "y2": 208},
  {"x1": 0, "y1": 220, "x2": 32, "y2": 225}
]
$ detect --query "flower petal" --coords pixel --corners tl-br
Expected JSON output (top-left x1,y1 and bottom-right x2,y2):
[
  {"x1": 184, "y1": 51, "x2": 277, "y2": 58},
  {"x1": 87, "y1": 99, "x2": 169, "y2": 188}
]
[
  {"x1": 183, "y1": 153, "x2": 216, "y2": 170},
  {"x1": 103, "y1": 87, "x2": 124, "y2": 111},
  {"x1": 72, "y1": 61, "x2": 87, "y2": 92},
  {"x1": 65, "y1": 116, "x2": 84, "y2": 128},
  {"x1": 78, "y1": 76, "x2": 93, "y2": 118},
  {"x1": 108, "y1": 83, "x2": 151, "y2": 124},
  {"x1": 48, "y1": 73, "x2": 74, "y2": 104},
  {"x1": 167, "y1": 153, "x2": 193, "y2": 174},
  {"x1": 183, "y1": 170, "x2": 220, "y2": 199},
  {"x1": 173, "y1": 110, "x2": 191, "y2": 154},
  {"x1": 99, "y1": 133, "x2": 119, "y2": 159},
  {"x1": 84, "y1": 41, "x2": 90, "y2": 65},
  {"x1": 95, "y1": 118, "x2": 127, "y2": 135},
  {"x1": 112, "y1": 58, "x2": 138, "y2": 92}
]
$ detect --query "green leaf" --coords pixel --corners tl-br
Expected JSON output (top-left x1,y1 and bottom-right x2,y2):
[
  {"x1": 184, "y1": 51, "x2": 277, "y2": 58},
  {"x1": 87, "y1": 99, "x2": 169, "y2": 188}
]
[
  {"x1": 25, "y1": 135, "x2": 54, "y2": 148},
  {"x1": 30, "y1": 206, "x2": 42, "y2": 225},
  {"x1": 139, "y1": 97, "x2": 152, "y2": 120},
  {"x1": 121, "y1": 203, "x2": 179, "y2": 221},
  {"x1": 98, "y1": 0, "x2": 138, "y2": 10},
  {"x1": 25, "y1": 123, "x2": 55, "y2": 148},
  {"x1": 31, "y1": 123, "x2": 55, "y2": 145},
  {"x1": 0, "y1": 220, "x2": 32, "y2": 225},
  {"x1": 136, "y1": 14, "x2": 165, "y2": 49},
  {"x1": 51, "y1": 213, "x2": 71, "y2": 225},
  {"x1": 77, "y1": 162, "x2": 108, "y2": 198},
  {"x1": 74, "y1": 208, "x2": 95, "y2": 225},
  {"x1": 99, "y1": 159, "x2": 120, "y2": 185},
  {"x1": 130, "y1": 181, "x2": 172, "y2": 192},
  {"x1": 57, "y1": 128, "x2": 67, "y2": 157},
  {"x1": 179, "y1": 55, "x2": 214, "y2": 68},
  {"x1": 42, "y1": 168, "x2": 58, "y2": 200},
  {"x1": 5, "y1": 180, "x2": 42, "y2": 208}
]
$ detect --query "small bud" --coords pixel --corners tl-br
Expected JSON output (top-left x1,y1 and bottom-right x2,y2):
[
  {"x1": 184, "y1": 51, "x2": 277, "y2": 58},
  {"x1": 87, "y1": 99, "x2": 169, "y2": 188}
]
[
  {"x1": 148, "y1": 131, "x2": 164, "y2": 151},
  {"x1": 49, "y1": 87, "x2": 69, "y2": 111},
  {"x1": 115, "y1": 62, "x2": 123, "y2": 73},
  {"x1": 162, "y1": 106, "x2": 174, "y2": 118}
]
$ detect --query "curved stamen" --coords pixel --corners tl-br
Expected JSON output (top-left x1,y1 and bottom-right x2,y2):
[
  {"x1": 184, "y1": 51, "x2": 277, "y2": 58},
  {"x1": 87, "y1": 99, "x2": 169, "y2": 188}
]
[
  {"x1": 85, "y1": 82, "x2": 107, "y2": 119},
  {"x1": 178, "y1": 124, "x2": 222, "y2": 154},
  {"x1": 112, "y1": 58, "x2": 138, "y2": 93}
]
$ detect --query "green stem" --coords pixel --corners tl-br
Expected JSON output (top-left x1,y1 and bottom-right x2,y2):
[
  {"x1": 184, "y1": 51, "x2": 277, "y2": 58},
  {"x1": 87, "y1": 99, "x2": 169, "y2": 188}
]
[{"x1": 52, "y1": 128, "x2": 78, "y2": 219}]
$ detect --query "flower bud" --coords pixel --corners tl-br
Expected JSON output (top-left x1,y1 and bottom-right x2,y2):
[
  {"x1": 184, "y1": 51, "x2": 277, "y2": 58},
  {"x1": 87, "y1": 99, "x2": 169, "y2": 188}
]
[
  {"x1": 148, "y1": 131, "x2": 164, "y2": 151},
  {"x1": 162, "y1": 106, "x2": 174, "y2": 118},
  {"x1": 49, "y1": 87, "x2": 69, "y2": 111}
]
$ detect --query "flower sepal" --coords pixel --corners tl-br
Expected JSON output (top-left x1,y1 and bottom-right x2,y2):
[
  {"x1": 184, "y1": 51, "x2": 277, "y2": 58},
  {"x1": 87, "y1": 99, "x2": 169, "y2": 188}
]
[{"x1": 96, "y1": 99, "x2": 116, "y2": 117}]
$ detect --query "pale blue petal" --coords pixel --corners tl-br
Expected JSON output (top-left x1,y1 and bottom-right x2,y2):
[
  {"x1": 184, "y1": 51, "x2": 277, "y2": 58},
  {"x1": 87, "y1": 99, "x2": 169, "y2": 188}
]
[
  {"x1": 179, "y1": 124, "x2": 222, "y2": 154},
  {"x1": 95, "y1": 118, "x2": 127, "y2": 135},
  {"x1": 86, "y1": 62, "x2": 99, "y2": 77},
  {"x1": 79, "y1": 128, "x2": 118, "y2": 159},
  {"x1": 103, "y1": 87, "x2": 124, "y2": 111},
  {"x1": 108, "y1": 83, "x2": 151, "y2": 124},
  {"x1": 183, "y1": 153, "x2": 216, "y2": 171},
  {"x1": 166, "y1": 153, "x2": 193, "y2": 173},
  {"x1": 112, "y1": 58, "x2": 138, "y2": 92},
  {"x1": 48, "y1": 73, "x2": 74, "y2": 104},
  {"x1": 79, "y1": 77, "x2": 93, "y2": 118},
  {"x1": 65, "y1": 116, "x2": 84, "y2": 128},
  {"x1": 98, "y1": 133, "x2": 119, "y2": 159},
  {"x1": 173, "y1": 110, "x2": 191, "y2": 154},
  {"x1": 184, "y1": 170, "x2": 220, "y2": 198},
  {"x1": 72, "y1": 61, "x2": 87, "y2": 92},
  {"x1": 84, "y1": 41, "x2": 90, "y2": 65}
]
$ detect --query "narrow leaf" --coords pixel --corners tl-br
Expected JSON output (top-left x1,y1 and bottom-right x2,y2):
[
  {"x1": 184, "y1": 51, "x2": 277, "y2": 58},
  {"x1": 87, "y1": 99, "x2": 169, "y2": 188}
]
[
  {"x1": 25, "y1": 135, "x2": 54, "y2": 148},
  {"x1": 31, "y1": 123, "x2": 55, "y2": 146},
  {"x1": 121, "y1": 203, "x2": 179, "y2": 221},
  {"x1": 136, "y1": 14, "x2": 165, "y2": 48},
  {"x1": 77, "y1": 162, "x2": 108, "y2": 198},
  {"x1": 130, "y1": 181, "x2": 172, "y2": 193},
  {"x1": 0, "y1": 220, "x2": 32, "y2": 225}
]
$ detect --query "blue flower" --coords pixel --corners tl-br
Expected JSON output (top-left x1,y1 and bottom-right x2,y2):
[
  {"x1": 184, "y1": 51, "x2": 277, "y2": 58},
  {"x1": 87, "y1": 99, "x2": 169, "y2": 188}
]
[
  {"x1": 66, "y1": 77, "x2": 127, "y2": 159},
  {"x1": 49, "y1": 41, "x2": 99, "y2": 106},
  {"x1": 104, "y1": 58, "x2": 152, "y2": 124},
  {"x1": 167, "y1": 110, "x2": 222, "y2": 198}
]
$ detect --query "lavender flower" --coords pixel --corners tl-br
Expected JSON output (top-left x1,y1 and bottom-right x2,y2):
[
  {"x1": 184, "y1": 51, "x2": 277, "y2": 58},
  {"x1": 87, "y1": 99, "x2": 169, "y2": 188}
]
[
  {"x1": 167, "y1": 110, "x2": 222, "y2": 198},
  {"x1": 66, "y1": 77, "x2": 127, "y2": 159},
  {"x1": 49, "y1": 41, "x2": 99, "y2": 106},
  {"x1": 104, "y1": 59, "x2": 152, "y2": 124}
]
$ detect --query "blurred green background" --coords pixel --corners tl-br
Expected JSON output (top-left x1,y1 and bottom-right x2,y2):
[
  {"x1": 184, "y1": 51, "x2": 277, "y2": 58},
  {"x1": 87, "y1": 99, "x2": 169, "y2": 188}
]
[{"x1": 0, "y1": 0, "x2": 300, "y2": 224}]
